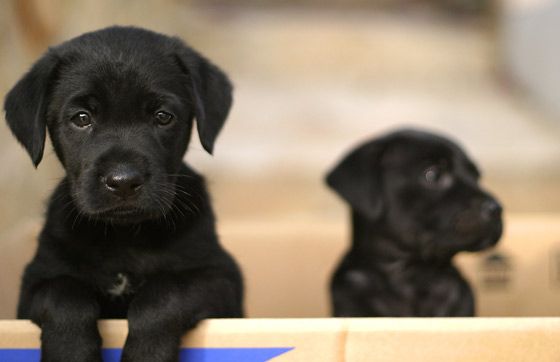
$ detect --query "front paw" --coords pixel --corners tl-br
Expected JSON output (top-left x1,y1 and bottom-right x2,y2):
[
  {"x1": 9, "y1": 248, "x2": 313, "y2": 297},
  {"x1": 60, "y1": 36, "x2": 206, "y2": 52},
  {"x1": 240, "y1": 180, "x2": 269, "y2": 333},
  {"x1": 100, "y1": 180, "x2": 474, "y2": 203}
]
[
  {"x1": 121, "y1": 335, "x2": 180, "y2": 362},
  {"x1": 41, "y1": 344, "x2": 102, "y2": 362},
  {"x1": 41, "y1": 330, "x2": 102, "y2": 362}
]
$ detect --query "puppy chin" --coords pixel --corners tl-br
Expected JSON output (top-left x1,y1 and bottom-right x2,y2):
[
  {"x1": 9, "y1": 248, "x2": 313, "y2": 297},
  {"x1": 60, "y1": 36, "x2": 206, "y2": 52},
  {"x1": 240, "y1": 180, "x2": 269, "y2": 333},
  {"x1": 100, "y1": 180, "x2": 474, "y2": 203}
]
[
  {"x1": 94, "y1": 207, "x2": 160, "y2": 224},
  {"x1": 460, "y1": 209, "x2": 503, "y2": 245},
  {"x1": 420, "y1": 247, "x2": 457, "y2": 262},
  {"x1": 74, "y1": 192, "x2": 173, "y2": 224},
  {"x1": 465, "y1": 225, "x2": 503, "y2": 252},
  {"x1": 416, "y1": 232, "x2": 457, "y2": 261}
]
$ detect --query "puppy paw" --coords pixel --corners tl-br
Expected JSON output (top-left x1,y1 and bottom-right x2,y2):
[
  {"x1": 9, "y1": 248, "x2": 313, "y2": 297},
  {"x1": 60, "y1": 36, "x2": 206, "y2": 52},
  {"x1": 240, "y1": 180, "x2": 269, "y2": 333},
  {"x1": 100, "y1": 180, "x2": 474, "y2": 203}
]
[
  {"x1": 41, "y1": 344, "x2": 102, "y2": 362},
  {"x1": 40, "y1": 327, "x2": 102, "y2": 362},
  {"x1": 121, "y1": 335, "x2": 180, "y2": 362}
]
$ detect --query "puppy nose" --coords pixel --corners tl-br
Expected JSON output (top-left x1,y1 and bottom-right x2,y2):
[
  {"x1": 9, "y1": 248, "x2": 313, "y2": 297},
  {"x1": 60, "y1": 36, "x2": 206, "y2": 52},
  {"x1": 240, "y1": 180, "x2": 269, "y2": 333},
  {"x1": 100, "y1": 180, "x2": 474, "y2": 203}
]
[
  {"x1": 480, "y1": 200, "x2": 502, "y2": 221},
  {"x1": 104, "y1": 169, "x2": 144, "y2": 198}
]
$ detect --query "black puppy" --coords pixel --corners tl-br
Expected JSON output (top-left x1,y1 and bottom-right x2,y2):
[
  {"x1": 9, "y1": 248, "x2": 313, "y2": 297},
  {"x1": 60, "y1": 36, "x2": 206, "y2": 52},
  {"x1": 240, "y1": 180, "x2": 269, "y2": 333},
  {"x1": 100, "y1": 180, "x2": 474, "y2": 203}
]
[
  {"x1": 326, "y1": 129, "x2": 502, "y2": 317},
  {"x1": 4, "y1": 26, "x2": 243, "y2": 362}
]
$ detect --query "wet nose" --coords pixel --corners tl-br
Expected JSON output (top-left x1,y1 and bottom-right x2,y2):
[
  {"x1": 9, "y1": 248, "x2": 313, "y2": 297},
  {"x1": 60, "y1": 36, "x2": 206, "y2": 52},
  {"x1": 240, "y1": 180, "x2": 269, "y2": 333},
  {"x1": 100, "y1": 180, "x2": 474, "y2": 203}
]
[
  {"x1": 480, "y1": 200, "x2": 502, "y2": 221},
  {"x1": 103, "y1": 168, "x2": 144, "y2": 198}
]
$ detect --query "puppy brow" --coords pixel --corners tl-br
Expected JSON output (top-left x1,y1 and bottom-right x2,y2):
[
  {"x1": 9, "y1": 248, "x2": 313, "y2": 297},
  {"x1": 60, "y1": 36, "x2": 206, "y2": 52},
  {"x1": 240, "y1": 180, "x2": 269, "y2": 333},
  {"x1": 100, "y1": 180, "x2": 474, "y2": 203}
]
[
  {"x1": 439, "y1": 158, "x2": 452, "y2": 168},
  {"x1": 463, "y1": 158, "x2": 481, "y2": 178},
  {"x1": 153, "y1": 91, "x2": 181, "y2": 103},
  {"x1": 66, "y1": 93, "x2": 99, "y2": 111},
  {"x1": 146, "y1": 92, "x2": 182, "y2": 112}
]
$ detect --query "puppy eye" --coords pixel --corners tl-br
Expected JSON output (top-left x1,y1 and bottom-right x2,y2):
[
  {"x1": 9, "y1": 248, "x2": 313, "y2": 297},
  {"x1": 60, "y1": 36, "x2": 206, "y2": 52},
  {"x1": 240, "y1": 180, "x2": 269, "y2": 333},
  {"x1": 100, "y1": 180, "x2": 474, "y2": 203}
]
[
  {"x1": 155, "y1": 111, "x2": 174, "y2": 126},
  {"x1": 423, "y1": 165, "x2": 453, "y2": 189},
  {"x1": 425, "y1": 166, "x2": 441, "y2": 183},
  {"x1": 70, "y1": 112, "x2": 92, "y2": 128}
]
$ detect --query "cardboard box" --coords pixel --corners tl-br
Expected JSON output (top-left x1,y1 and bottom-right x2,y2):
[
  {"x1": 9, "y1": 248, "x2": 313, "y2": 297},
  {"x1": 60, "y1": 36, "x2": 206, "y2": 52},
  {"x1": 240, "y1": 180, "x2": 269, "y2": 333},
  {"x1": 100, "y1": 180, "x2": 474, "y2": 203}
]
[
  {"x1": 1, "y1": 214, "x2": 560, "y2": 318},
  {"x1": 1, "y1": 215, "x2": 560, "y2": 361},
  {"x1": 1, "y1": 318, "x2": 559, "y2": 361},
  {"x1": 218, "y1": 213, "x2": 560, "y2": 317},
  {"x1": 457, "y1": 214, "x2": 560, "y2": 316}
]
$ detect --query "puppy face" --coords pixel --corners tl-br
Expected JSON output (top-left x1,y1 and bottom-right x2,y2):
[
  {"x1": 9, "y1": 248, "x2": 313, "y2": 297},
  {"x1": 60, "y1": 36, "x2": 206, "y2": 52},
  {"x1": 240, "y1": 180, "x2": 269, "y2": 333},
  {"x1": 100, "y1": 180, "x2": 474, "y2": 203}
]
[
  {"x1": 48, "y1": 55, "x2": 193, "y2": 221},
  {"x1": 327, "y1": 129, "x2": 503, "y2": 259},
  {"x1": 4, "y1": 27, "x2": 232, "y2": 223}
]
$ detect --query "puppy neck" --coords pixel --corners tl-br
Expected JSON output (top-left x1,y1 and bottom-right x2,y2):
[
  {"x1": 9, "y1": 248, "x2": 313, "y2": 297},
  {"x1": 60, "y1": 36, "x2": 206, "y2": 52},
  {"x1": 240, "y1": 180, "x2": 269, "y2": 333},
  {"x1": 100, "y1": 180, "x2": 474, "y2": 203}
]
[
  {"x1": 349, "y1": 211, "x2": 411, "y2": 263},
  {"x1": 349, "y1": 211, "x2": 454, "y2": 267}
]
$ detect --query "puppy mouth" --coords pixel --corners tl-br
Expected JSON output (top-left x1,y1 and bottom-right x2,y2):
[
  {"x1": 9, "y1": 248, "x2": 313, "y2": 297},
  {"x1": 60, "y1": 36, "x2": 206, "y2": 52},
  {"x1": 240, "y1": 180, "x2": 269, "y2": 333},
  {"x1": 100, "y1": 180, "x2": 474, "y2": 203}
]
[
  {"x1": 417, "y1": 221, "x2": 502, "y2": 260},
  {"x1": 465, "y1": 225, "x2": 503, "y2": 251},
  {"x1": 94, "y1": 206, "x2": 152, "y2": 223},
  {"x1": 73, "y1": 177, "x2": 177, "y2": 223}
]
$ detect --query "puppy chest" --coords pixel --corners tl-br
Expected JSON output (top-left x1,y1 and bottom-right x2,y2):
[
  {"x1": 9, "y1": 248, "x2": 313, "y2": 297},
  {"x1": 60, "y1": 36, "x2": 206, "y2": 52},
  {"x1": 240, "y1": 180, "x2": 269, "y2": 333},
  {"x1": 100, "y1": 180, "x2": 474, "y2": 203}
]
[
  {"x1": 98, "y1": 272, "x2": 142, "y2": 297},
  {"x1": 107, "y1": 273, "x2": 131, "y2": 296}
]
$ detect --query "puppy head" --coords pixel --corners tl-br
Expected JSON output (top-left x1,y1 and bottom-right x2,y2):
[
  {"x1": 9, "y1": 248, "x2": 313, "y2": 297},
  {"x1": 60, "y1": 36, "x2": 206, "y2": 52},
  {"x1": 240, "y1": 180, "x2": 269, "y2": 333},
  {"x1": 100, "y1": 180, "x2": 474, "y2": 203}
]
[
  {"x1": 4, "y1": 26, "x2": 232, "y2": 222},
  {"x1": 327, "y1": 129, "x2": 503, "y2": 259}
]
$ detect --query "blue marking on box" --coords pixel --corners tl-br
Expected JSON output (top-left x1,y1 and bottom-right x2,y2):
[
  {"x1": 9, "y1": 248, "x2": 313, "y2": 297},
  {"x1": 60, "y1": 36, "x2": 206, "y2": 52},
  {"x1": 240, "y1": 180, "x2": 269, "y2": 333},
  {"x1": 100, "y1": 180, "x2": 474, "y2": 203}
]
[{"x1": 0, "y1": 347, "x2": 294, "y2": 361}]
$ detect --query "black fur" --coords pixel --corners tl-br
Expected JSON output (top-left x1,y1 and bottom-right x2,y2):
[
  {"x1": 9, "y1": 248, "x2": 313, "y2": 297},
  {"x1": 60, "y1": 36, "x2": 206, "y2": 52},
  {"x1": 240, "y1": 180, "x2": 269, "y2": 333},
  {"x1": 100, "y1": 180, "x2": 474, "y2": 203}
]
[
  {"x1": 327, "y1": 129, "x2": 502, "y2": 317},
  {"x1": 4, "y1": 26, "x2": 242, "y2": 362}
]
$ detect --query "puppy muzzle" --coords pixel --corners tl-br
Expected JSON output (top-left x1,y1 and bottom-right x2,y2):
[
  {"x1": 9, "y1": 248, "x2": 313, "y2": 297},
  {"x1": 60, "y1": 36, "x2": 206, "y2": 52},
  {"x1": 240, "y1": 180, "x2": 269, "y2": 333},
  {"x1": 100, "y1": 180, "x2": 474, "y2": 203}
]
[{"x1": 454, "y1": 198, "x2": 503, "y2": 251}]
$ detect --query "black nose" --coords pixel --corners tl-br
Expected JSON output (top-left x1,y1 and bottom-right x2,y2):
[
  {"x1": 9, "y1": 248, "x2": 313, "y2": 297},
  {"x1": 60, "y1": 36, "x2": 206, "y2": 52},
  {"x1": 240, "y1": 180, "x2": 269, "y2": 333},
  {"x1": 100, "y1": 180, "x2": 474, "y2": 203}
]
[
  {"x1": 103, "y1": 169, "x2": 144, "y2": 198},
  {"x1": 480, "y1": 200, "x2": 502, "y2": 221}
]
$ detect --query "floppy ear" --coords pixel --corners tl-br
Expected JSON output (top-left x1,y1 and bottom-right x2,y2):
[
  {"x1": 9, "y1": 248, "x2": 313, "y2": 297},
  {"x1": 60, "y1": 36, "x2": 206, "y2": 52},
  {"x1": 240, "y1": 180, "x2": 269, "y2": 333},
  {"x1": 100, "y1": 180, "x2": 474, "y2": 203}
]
[
  {"x1": 4, "y1": 52, "x2": 58, "y2": 167},
  {"x1": 174, "y1": 45, "x2": 233, "y2": 154},
  {"x1": 326, "y1": 140, "x2": 387, "y2": 220}
]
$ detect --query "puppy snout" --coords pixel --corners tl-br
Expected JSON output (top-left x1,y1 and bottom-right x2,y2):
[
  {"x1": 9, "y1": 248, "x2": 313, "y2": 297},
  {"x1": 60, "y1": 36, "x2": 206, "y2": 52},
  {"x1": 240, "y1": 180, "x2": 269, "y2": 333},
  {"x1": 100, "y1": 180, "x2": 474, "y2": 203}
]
[
  {"x1": 480, "y1": 200, "x2": 502, "y2": 221},
  {"x1": 103, "y1": 167, "x2": 144, "y2": 198}
]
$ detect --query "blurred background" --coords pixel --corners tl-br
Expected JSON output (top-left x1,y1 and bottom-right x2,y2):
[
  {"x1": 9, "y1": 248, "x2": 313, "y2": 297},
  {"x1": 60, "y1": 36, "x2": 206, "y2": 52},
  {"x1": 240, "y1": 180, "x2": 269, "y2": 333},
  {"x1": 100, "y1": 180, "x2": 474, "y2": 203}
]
[{"x1": 0, "y1": 0, "x2": 559, "y2": 318}]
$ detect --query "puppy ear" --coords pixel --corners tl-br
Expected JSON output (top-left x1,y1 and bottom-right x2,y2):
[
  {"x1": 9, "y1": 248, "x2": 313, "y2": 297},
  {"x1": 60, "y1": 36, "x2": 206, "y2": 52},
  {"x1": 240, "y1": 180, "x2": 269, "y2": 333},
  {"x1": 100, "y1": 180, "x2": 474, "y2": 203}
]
[
  {"x1": 174, "y1": 45, "x2": 233, "y2": 154},
  {"x1": 4, "y1": 52, "x2": 58, "y2": 167},
  {"x1": 326, "y1": 141, "x2": 386, "y2": 220}
]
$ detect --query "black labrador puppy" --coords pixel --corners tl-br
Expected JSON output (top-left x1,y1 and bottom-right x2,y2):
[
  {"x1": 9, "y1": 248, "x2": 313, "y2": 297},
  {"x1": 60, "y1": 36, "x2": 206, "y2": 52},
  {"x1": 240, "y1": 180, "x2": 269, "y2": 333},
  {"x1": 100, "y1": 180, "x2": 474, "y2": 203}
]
[
  {"x1": 326, "y1": 129, "x2": 502, "y2": 317},
  {"x1": 4, "y1": 26, "x2": 243, "y2": 362}
]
